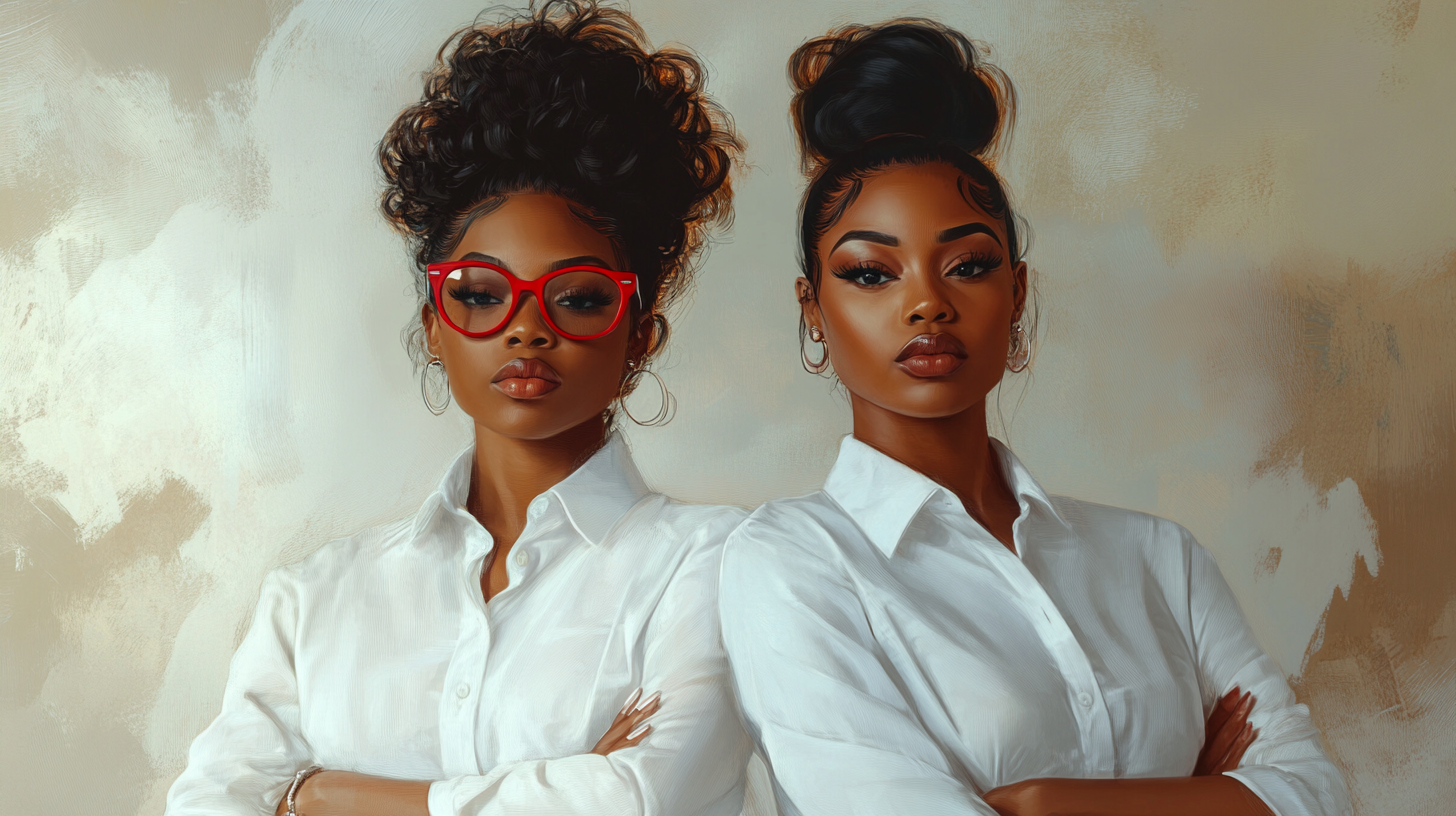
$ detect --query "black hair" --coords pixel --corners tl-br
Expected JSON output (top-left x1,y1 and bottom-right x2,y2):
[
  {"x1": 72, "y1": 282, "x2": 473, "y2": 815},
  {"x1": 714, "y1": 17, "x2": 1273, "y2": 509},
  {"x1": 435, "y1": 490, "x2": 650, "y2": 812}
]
[
  {"x1": 789, "y1": 19, "x2": 1023, "y2": 290},
  {"x1": 379, "y1": 0, "x2": 741, "y2": 367}
]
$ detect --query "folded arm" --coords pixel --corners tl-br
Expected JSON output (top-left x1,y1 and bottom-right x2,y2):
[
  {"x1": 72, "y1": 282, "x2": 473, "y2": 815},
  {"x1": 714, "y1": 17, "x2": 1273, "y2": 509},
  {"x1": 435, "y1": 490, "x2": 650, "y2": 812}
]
[
  {"x1": 302, "y1": 521, "x2": 750, "y2": 816},
  {"x1": 983, "y1": 533, "x2": 1351, "y2": 816},
  {"x1": 165, "y1": 568, "x2": 311, "y2": 816}
]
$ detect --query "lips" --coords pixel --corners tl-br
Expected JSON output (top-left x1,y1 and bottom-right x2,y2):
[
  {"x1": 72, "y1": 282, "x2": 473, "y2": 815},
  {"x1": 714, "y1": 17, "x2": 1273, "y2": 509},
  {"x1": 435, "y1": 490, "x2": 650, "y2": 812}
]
[
  {"x1": 491, "y1": 357, "x2": 563, "y2": 399},
  {"x1": 894, "y1": 332, "x2": 968, "y2": 378}
]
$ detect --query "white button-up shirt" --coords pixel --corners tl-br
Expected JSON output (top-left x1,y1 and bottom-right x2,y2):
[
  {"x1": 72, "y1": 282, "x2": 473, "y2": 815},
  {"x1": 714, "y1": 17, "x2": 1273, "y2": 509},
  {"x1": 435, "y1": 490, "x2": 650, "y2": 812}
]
[
  {"x1": 720, "y1": 436, "x2": 1350, "y2": 816},
  {"x1": 166, "y1": 436, "x2": 751, "y2": 816}
]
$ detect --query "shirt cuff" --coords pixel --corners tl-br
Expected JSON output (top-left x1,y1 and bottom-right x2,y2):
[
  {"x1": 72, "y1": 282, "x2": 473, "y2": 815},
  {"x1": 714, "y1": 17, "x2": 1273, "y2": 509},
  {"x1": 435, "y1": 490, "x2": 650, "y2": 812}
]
[
  {"x1": 427, "y1": 778, "x2": 459, "y2": 816},
  {"x1": 1224, "y1": 766, "x2": 1310, "y2": 816}
]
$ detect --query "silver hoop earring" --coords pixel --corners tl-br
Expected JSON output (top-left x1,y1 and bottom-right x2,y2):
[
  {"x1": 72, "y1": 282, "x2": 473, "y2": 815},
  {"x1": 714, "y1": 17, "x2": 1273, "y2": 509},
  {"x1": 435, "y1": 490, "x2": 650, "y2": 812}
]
[
  {"x1": 622, "y1": 361, "x2": 674, "y2": 427},
  {"x1": 1006, "y1": 323, "x2": 1031, "y2": 373},
  {"x1": 421, "y1": 358, "x2": 451, "y2": 415},
  {"x1": 802, "y1": 326, "x2": 830, "y2": 375}
]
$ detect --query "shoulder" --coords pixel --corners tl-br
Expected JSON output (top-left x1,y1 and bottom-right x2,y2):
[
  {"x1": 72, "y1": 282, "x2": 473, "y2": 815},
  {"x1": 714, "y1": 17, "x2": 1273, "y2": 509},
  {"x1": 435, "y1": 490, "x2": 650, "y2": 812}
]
[
  {"x1": 622, "y1": 495, "x2": 746, "y2": 550},
  {"x1": 1048, "y1": 494, "x2": 1201, "y2": 569},
  {"x1": 269, "y1": 515, "x2": 418, "y2": 594},
  {"x1": 722, "y1": 492, "x2": 859, "y2": 589},
  {"x1": 650, "y1": 496, "x2": 749, "y2": 541},
  {"x1": 607, "y1": 496, "x2": 749, "y2": 580}
]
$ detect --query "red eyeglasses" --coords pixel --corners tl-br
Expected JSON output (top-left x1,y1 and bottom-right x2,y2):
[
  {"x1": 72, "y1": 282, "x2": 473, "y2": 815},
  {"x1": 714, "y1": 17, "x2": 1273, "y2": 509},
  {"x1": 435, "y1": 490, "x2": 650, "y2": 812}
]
[{"x1": 426, "y1": 261, "x2": 639, "y2": 341}]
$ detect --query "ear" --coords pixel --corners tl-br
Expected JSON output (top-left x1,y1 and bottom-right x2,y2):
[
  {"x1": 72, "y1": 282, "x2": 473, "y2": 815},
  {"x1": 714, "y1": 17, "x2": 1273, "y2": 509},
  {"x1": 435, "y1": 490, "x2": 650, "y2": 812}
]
[
  {"x1": 1010, "y1": 261, "x2": 1029, "y2": 325},
  {"x1": 626, "y1": 310, "x2": 657, "y2": 365},
  {"x1": 796, "y1": 277, "x2": 824, "y2": 336},
  {"x1": 421, "y1": 303, "x2": 443, "y2": 361}
]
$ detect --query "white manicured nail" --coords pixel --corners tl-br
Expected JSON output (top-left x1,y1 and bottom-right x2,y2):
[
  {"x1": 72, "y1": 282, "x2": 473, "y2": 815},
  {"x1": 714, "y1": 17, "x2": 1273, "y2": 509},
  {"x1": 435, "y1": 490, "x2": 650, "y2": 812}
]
[
  {"x1": 619, "y1": 688, "x2": 642, "y2": 716},
  {"x1": 634, "y1": 691, "x2": 660, "y2": 712},
  {"x1": 627, "y1": 722, "x2": 651, "y2": 740}
]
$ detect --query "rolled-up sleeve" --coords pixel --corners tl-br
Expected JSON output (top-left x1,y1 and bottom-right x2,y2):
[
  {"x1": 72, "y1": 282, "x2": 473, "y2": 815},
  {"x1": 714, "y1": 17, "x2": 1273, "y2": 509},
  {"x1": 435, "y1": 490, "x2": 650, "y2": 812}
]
[
  {"x1": 428, "y1": 514, "x2": 752, "y2": 816},
  {"x1": 1186, "y1": 536, "x2": 1352, "y2": 816},
  {"x1": 165, "y1": 567, "x2": 311, "y2": 816},
  {"x1": 718, "y1": 515, "x2": 995, "y2": 816}
]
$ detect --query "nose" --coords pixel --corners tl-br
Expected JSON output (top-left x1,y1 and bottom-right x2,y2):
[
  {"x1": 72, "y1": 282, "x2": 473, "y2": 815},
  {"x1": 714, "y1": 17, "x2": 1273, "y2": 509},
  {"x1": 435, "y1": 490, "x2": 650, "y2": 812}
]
[
  {"x1": 902, "y1": 270, "x2": 957, "y2": 326},
  {"x1": 502, "y1": 293, "x2": 557, "y2": 349}
]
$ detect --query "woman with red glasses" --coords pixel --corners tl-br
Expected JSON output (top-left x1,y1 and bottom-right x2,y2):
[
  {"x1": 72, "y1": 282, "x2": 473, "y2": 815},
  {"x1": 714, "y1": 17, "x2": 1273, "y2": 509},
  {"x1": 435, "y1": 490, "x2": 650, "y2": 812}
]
[{"x1": 164, "y1": 3, "x2": 748, "y2": 815}]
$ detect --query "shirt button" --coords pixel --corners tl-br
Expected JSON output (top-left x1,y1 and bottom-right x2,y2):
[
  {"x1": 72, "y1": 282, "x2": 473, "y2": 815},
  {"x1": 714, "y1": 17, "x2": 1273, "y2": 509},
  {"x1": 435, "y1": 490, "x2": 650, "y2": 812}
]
[
  {"x1": 514, "y1": 551, "x2": 529, "y2": 567},
  {"x1": 528, "y1": 502, "x2": 545, "y2": 522},
  {"x1": 1077, "y1": 691, "x2": 1093, "y2": 708},
  {"x1": 456, "y1": 683, "x2": 471, "y2": 699}
]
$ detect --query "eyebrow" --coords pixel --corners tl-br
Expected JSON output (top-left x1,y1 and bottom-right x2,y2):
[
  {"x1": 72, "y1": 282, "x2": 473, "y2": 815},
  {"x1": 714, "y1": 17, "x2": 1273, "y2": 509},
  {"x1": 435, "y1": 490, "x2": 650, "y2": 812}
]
[
  {"x1": 460, "y1": 252, "x2": 509, "y2": 269},
  {"x1": 549, "y1": 255, "x2": 614, "y2": 272},
  {"x1": 830, "y1": 230, "x2": 899, "y2": 253},
  {"x1": 936, "y1": 222, "x2": 1002, "y2": 246}
]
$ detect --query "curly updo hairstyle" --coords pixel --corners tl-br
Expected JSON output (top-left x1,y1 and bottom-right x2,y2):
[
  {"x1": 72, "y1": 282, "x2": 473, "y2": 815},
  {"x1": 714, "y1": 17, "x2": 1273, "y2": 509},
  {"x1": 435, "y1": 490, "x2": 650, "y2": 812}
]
[
  {"x1": 379, "y1": 0, "x2": 741, "y2": 369},
  {"x1": 790, "y1": 18, "x2": 1025, "y2": 290}
]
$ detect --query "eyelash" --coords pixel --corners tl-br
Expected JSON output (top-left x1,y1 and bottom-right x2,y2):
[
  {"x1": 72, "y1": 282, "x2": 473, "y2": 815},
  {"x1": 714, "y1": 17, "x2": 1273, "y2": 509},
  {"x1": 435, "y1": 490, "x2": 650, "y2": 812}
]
[
  {"x1": 946, "y1": 252, "x2": 1002, "y2": 279},
  {"x1": 830, "y1": 253, "x2": 1003, "y2": 287},
  {"x1": 831, "y1": 261, "x2": 897, "y2": 287}
]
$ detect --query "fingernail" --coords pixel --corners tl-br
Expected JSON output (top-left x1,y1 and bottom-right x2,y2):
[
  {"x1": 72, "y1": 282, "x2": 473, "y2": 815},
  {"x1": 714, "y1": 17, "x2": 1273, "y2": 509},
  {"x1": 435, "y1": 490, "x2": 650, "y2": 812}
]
[
  {"x1": 634, "y1": 691, "x2": 660, "y2": 712},
  {"x1": 619, "y1": 688, "x2": 642, "y2": 715},
  {"x1": 627, "y1": 722, "x2": 651, "y2": 740}
]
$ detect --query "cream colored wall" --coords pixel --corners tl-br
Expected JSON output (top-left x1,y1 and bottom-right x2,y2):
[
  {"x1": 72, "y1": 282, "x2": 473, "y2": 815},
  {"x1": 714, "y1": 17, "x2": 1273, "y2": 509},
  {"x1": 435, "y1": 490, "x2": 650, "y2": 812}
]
[{"x1": 2, "y1": 1, "x2": 1451, "y2": 813}]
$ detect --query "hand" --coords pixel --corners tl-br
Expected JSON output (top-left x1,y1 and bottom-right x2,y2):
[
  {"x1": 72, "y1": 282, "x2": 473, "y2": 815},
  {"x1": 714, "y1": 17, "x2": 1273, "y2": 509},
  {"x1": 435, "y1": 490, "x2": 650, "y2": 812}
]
[
  {"x1": 982, "y1": 778, "x2": 1053, "y2": 816},
  {"x1": 1194, "y1": 687, "x2": 1258, "y2": 776},
  {"x1": 592, "y1": 687, "x2": 660, "y2": 755}
]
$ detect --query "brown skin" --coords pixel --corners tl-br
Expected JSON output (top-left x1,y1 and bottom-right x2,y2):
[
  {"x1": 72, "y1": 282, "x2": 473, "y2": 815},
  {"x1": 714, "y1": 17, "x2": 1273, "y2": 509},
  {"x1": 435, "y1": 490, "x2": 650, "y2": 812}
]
[
  {"x1": 800, "y1": 162, "x2": 1273, "y2": 816},
  {"x1": 275, "y1": 192, "x2": 659, "y2": 816}
]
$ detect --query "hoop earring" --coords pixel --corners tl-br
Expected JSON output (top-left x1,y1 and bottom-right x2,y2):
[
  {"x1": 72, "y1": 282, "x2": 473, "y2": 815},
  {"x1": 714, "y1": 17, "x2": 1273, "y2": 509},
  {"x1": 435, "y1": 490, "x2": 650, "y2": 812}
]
[
  {"x1": 421, "y1": 358, "x2": 451, "y2": 415},
  {"x1": 622, "y1": 360, "x2": 675, "y2": 427},
  {"x1": 1006, "y1": 323, "x2": 1031, "y2": 373},
  {"x1": 801, "y1": 325, "x2": 830, "y2": 375}
]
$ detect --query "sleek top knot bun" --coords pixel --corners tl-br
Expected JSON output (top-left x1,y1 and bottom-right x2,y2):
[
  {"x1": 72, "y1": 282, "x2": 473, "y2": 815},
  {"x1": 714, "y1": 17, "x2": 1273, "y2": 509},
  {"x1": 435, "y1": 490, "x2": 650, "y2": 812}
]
[{"x1": 790, "y1": 19, "x2": 1014, "y2": 172}]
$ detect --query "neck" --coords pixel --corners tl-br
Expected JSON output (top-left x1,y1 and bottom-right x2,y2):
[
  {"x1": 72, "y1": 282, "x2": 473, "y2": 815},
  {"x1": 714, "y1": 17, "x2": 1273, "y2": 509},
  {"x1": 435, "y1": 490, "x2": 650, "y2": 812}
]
[
  {"x1": 849, "y1": 394, "x2": 1019, "y2": 548},
  {"x1": 468, "y1": 415, "x2": 609, "y2": 550}
]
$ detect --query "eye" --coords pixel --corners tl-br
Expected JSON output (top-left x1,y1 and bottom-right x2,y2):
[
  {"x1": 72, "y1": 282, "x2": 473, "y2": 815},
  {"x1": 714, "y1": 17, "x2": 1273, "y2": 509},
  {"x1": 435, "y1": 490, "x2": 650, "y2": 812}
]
[
  {"x1": 553, "y1": 286, "x2": 616, "y2": 312},
  {"x1": 448, "y1": 286, "x2": 504, "y2": 308},
  {"x1": 832, "y1": 263, "x2": 897, "y2": 287},
  {"x1": 947, "y1": 254, "x2": 1001, "y2": 280}
]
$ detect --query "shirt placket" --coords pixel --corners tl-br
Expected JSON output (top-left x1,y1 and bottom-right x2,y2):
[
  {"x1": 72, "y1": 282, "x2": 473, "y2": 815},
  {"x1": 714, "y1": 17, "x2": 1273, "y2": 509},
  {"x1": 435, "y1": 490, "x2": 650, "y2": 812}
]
[
  {"x1": 976, "y1": 526, "x2": 1116, "y2": 777},
  {"x1": 439, "y1": 524, "x2": 493, "y2": 776}
]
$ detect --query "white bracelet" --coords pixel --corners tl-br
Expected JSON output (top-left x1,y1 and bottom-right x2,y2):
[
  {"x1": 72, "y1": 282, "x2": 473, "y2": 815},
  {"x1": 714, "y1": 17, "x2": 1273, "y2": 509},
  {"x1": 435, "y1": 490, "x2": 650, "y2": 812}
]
[{"x1": 286, "y1": 765, "x2": 324, "y2": 816}]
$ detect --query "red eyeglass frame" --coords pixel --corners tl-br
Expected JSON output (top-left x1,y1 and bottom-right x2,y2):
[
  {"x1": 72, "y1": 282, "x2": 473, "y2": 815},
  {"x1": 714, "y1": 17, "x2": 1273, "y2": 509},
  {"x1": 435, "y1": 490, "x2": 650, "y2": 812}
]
[{"x1": 426, "y1": 261, "x2": 639, "y2": 341}]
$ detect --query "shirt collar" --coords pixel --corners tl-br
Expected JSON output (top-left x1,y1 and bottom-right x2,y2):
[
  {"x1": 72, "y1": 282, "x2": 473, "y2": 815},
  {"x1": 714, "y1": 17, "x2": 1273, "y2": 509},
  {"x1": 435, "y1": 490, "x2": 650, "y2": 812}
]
[
  {"x1": 822, "y1": 434, "x2": 1070, "y2": 558},
  {"x1": 408, "y1": 433, "x2": 651, "y2": 548}
]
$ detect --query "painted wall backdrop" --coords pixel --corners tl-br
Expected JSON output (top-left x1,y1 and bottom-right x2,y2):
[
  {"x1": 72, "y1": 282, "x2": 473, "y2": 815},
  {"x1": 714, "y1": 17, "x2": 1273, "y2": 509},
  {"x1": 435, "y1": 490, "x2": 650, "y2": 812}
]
[{"x1": 1, "y1": 0, "x2": 1451, "y2": 813}]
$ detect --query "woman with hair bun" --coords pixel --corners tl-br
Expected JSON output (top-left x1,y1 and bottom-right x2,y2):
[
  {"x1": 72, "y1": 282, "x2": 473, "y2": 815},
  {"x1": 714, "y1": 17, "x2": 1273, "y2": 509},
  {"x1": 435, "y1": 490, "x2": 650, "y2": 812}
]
[
  {"x1": 165, "y1": 3, "x2": 749, "y2": 815},
  {"x1": 720, "y1": 18, "x2": 1348, "y2": 816}
]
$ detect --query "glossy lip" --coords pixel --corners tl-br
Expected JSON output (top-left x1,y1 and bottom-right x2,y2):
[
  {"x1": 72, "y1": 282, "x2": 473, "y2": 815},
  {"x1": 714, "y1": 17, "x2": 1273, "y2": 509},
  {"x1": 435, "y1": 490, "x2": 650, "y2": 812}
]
[
  {"x1": 491, "y1": 357, "x2": 563, "y2": 400},
  {"x1": 894, "y1": 332, "x2": 968, "y2": 378}
]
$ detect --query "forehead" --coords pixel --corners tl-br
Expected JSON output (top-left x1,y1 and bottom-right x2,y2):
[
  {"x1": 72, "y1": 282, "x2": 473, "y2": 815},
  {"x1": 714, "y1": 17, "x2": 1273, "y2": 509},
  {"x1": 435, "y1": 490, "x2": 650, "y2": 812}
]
[
  {"x1": 450, "y1": 192, "x2": 618, "y2": 266},
  {"x1": 828, "y1": 162, "x2": 1004, "y2": 247}
]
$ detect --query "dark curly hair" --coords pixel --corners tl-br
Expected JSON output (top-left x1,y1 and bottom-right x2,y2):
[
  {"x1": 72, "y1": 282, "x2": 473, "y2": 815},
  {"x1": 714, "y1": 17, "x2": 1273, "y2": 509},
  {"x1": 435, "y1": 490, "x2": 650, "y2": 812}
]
[{"x1": 379, "y1": 0, "x2": 741, "y2": 367}]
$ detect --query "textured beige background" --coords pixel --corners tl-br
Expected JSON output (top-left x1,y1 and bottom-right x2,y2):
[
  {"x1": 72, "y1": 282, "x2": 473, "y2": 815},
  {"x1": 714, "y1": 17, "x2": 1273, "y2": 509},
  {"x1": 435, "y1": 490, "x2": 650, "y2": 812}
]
[{"x1": 2, "y1": 1, "x2": 1452, "y2": 813}]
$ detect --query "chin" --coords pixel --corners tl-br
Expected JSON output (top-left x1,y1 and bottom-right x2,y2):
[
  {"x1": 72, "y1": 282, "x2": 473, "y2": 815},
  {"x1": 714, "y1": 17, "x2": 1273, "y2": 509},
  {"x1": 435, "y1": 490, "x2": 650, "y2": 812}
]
[
  {"x1": 868, "y1": 389, "x2": 982, "y2": 420},
  {"x1": 468, "y1": 396, "x2": 608, "y2": 442}
]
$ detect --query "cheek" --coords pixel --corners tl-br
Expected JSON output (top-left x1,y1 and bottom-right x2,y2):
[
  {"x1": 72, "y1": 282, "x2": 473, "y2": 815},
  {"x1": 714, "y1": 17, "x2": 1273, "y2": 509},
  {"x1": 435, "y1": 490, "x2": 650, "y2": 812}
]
[{"x1": 822, "y1": 294, "x2": 901, "y2": 371}]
